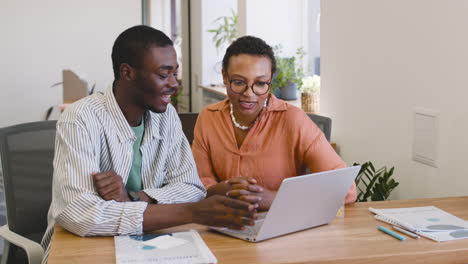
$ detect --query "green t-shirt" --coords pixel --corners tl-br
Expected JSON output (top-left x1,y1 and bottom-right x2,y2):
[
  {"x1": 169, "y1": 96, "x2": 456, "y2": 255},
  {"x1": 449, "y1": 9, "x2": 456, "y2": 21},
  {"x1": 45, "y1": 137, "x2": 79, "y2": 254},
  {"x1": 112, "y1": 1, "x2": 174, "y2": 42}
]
[{"x1": 126, "y1": 118, "x2": 144, "y2": 192}]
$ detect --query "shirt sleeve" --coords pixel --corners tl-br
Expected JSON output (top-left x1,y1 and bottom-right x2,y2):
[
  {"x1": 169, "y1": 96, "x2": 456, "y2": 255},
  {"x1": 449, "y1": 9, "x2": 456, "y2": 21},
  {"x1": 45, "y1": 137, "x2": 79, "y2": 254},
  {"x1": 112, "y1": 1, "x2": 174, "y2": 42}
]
[
  {"x1": 191, "y1": 110, "x2": 219, "y2": 189},
  {"x1": 52, "y1": 116, "x2": 148, "y2": 237},
  {"x1": 296, "y1": 111, "x2": 357, "y2": 204},
  {"x1": 142, "y1": 106, "x2": 206, "y2": 204}
]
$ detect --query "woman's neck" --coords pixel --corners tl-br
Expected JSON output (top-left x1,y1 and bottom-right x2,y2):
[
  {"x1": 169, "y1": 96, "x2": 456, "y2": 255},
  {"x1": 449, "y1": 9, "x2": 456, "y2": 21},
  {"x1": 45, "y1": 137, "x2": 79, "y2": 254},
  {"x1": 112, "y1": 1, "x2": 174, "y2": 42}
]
[{"x1": 233, "y1": 111, "x2": 258, "y2": 126}]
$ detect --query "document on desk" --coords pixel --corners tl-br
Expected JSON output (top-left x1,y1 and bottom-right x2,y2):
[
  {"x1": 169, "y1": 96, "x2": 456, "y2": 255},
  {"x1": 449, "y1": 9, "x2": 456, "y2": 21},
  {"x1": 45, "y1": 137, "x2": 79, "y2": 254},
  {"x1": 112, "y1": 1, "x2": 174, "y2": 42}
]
[
  {"x1": 370, "y1": 206, "x2": 468, "y2": 242},
  {"x1": 114, "y1": 229, "x2": 217, "y2": 264}
]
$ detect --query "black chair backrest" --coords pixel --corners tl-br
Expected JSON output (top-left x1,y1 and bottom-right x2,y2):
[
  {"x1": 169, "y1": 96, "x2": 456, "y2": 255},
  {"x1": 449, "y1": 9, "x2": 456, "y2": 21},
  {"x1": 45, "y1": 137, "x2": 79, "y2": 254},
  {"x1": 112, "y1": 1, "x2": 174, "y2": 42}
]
[
  {"x1": 178, "y1": 112, "x2": 331, "y2": 143},
  {"x1": 307, "y1": 113, "x2": 332, "y2": 142},
  {"x1": 178, "y1": 113, "x2": 199, "y2": 145},
  {"x1": 0, "y1": 121, "x2": 56, "y2": 238}
]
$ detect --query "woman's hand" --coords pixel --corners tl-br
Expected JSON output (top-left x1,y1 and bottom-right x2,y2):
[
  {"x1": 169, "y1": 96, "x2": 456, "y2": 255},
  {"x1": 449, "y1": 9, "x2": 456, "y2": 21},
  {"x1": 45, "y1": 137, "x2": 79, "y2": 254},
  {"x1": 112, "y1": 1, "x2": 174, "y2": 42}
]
[
  {"x1": 206, "y1": 177, "x2": 257, "y2": 197},
  {"x1": 225, "y1": 178, "x2": 276, "y2": 210},
  {"x1": 225, "y1": 177, "x2": 263, "y2": 204},
  {"x1": 207, "y1": 177, "x2": 276, "y2": 210}
]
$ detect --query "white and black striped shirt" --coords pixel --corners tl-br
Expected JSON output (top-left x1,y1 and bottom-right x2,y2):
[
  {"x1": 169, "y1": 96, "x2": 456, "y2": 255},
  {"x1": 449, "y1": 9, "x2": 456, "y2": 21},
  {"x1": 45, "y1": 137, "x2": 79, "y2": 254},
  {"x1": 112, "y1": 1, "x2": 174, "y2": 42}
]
[{"x1": 41, "y1": 87, "x2": 205, "y2": 262}]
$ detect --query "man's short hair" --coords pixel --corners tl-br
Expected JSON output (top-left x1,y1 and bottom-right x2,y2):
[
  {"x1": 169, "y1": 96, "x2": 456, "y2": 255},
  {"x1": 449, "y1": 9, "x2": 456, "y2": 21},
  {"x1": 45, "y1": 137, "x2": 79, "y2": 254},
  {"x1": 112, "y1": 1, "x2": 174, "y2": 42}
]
[
  {"x1": 112, "y1": 25, "x2": 173, "y2": 80},
  {"x1": 222, "y1": 35, "x2": 276, "y2": 76}
]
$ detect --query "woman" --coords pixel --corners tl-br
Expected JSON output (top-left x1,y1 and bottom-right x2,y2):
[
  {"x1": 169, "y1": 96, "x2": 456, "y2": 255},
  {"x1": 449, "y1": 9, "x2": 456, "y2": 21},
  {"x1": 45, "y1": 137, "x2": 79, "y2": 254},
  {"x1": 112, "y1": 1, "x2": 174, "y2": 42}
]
[{"x1": 192, "y1": 36, "x2": 356, "y2": 210}]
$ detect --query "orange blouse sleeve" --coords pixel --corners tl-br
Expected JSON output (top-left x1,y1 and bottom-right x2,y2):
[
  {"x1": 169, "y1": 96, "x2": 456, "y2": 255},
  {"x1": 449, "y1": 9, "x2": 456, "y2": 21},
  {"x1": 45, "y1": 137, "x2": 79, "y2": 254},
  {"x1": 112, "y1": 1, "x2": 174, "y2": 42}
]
[
  {"x1": 295, "y1": 111, "x2": 357, "y2": 203},
  {"x1": 192, "y1": 110, "x2": 219, "y2": 189}
]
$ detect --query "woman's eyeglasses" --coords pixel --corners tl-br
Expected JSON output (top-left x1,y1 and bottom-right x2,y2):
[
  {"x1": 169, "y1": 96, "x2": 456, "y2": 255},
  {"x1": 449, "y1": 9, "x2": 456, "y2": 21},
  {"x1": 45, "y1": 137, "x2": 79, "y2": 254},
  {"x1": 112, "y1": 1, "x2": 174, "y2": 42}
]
[{"x1": 227, "y1": 78, "x2": 271, "y2": 95}]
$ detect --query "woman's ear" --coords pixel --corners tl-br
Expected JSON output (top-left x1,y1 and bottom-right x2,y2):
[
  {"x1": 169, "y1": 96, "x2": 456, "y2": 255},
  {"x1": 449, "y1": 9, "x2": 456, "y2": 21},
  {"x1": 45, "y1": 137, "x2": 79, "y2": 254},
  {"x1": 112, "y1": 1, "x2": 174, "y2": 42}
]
[{"x1": 221, "y1": 69, "x2": 228, "y2": 86}]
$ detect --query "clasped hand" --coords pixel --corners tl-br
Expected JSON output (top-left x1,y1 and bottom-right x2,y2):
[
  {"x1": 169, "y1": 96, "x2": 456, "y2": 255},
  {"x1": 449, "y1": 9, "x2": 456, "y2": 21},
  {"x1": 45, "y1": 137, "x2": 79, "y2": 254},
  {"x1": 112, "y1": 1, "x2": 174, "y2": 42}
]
[{"x1": 216, "y1": 177, "x2": 273, "y2": 210}]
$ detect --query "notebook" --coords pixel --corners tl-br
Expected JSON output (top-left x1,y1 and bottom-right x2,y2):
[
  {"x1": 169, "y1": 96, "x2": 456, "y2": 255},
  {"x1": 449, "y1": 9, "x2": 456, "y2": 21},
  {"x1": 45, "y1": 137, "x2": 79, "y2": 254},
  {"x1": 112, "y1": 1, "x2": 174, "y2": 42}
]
[
  {"x1": 114, "y1": 230, "x2": 217, "y2": 264},
  {"x1": 369, "y1": 206, "x2": 468, "y2": 242}
]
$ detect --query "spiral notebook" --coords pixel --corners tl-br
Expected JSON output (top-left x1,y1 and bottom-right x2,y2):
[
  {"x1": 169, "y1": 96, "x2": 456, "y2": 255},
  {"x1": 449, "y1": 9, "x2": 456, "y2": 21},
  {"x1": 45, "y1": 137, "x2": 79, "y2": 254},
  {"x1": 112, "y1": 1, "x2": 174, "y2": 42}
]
[
  {"x1": 369, "y1": 206, "x2": 468, "y2": 242},
  {"x1": 114, "y1": 230, "x2": 217, "y2": 264}
]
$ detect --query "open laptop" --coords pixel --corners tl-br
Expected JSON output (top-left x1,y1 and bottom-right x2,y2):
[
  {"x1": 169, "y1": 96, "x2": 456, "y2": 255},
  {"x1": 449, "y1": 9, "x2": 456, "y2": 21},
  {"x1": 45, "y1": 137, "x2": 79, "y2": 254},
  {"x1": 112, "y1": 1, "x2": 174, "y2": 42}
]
[{"x1": 210, "y1": 166, "x2": 361, "y2": 242}]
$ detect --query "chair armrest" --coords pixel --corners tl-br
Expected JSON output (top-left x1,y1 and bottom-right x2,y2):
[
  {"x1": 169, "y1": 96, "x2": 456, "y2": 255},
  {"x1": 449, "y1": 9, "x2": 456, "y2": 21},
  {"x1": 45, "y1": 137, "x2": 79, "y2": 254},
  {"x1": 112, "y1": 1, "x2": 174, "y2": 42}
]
[{"x1": 0, "y1": 225, "x2": 44, "y2": 264}]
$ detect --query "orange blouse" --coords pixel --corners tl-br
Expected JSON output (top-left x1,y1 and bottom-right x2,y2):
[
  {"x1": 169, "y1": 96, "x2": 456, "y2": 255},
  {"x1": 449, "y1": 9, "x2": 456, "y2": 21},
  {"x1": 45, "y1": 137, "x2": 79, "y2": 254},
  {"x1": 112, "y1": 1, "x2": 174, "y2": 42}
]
[{"x1": 192, "y1": 95, "x2": 356, "y2": 203}]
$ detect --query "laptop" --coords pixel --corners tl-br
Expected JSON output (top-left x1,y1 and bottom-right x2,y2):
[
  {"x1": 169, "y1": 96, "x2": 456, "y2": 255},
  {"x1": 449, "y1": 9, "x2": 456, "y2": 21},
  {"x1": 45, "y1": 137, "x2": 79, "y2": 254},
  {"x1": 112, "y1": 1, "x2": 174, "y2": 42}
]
[{"x1": 210, "y1": 166, "x2": 361, "y2": 242}]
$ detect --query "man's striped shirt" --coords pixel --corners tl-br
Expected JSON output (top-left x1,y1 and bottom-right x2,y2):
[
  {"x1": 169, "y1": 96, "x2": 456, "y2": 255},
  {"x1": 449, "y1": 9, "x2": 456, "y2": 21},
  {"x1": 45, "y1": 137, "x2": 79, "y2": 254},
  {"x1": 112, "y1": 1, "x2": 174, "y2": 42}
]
[{"x1": 41, "y1": 87, "x2": 205, "y2": 262}]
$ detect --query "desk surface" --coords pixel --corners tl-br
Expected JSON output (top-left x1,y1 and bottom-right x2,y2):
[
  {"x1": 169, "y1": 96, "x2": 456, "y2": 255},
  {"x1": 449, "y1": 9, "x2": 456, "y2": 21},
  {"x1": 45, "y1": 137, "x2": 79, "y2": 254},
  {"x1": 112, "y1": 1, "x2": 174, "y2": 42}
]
[{"x1": 48, "y1": 196, "x2": 468, "y2": 264}]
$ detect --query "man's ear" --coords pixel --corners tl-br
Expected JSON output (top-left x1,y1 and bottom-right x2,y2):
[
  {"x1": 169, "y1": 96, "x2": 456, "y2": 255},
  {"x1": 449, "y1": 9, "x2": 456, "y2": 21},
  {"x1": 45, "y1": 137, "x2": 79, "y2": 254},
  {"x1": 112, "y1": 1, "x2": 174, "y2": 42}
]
[{"x1": 120, "y1": 63, "x2": 136, "y2": 81}]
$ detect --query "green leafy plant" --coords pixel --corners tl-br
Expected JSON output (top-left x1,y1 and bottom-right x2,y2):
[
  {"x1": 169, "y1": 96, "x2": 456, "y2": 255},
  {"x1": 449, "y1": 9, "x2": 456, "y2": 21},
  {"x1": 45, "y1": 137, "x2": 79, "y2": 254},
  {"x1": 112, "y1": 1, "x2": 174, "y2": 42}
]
[
  {"x1": 271, "y1": 45, "x2": 305, "y2": 93},
  {"x1": 354, "y1": 161, "x2": 399, "y2": 202},
  {"x1": 172, "y1": 79, "x2": 183, "y2": 112},
  {"x1": 207, "y1": 9, "x2": 238, "y2": 52}
]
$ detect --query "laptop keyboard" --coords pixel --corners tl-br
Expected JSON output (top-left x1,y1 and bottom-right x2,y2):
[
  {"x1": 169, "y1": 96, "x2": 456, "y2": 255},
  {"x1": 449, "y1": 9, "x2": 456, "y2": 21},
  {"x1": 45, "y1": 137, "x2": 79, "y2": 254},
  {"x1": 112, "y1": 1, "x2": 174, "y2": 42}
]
[
  {"x1": 243, "y1": 212, "x2": 267, "y2": 236},
  {"x1": 245, "y1": 222, "x2": 262, "y2": 236},
  {"x1": 212, "y1": 212, "x2": 268, "y2": 238}
]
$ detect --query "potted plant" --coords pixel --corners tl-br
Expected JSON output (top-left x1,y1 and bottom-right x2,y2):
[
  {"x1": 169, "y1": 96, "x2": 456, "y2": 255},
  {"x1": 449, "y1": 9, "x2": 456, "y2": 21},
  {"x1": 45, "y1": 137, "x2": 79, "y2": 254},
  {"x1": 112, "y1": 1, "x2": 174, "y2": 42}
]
[
  {"x1": 299, "y1": 75, "x2": 320, "y2": 113},
  {"x1": 354, "y1": 161, "x2": 399, "y2": 202},
  {"x1": 207, "y1": 9, "x2": 238, "y2": 53},
  {"x1": 271, "y1": 45, "x2": 305, "y2": 100},
  {"x1": 206, "y1": 10, "x2": 238, "y2": 86}
]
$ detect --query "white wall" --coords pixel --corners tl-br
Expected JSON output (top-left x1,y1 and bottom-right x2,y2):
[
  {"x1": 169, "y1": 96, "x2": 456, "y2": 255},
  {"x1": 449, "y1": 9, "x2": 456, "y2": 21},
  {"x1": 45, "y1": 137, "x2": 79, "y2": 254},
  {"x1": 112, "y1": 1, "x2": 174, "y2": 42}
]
[
  {"x1": 191, "y1": 0, "x2": 308, "y2": 111},
  {"x1": 149, "y1": 0, "x2": 171, "y2": 35},
  {"x1": 322, "y1": 0, "x2": 468, "y2": 200},
  {"x1": 189, "y1": 0, "x2": 203, "y2": 113},
  {"x1": 200, "y1": 0, "x2": 237, "y2": 87},
  {"x1": 244, "y1": 0, "x2": 306, "y2": 58},
  {"x1": 308, "y1": 0, "x2": 320, "y2": 75},
  {"x1": 0, "y1": 0, "x2": 141, "y2": 127},
  {"x1": 190, "y1": 0, "x2": 237, "y2": 112}
]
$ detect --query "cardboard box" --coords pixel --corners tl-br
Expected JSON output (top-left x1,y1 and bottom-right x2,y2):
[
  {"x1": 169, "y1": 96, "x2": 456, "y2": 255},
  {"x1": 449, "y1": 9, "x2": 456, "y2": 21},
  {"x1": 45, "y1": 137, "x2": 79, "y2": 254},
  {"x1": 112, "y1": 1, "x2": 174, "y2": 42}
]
[{"x1": 62, "y1": 69, "x2": 89, "y2": 104}]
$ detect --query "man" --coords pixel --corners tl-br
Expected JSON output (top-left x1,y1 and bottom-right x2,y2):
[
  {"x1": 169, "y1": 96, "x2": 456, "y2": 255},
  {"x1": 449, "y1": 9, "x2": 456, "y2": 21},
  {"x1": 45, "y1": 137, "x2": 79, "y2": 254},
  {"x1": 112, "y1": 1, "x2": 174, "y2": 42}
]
[{"x1": 41, "y1": 25, "x2": 256, "y2": 262}]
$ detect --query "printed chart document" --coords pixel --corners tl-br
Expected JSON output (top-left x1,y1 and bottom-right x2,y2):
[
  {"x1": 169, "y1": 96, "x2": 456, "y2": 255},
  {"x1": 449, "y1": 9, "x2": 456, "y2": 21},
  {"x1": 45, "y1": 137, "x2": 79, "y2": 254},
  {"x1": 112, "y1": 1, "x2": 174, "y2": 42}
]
[
  {"x1": 370, "y1": 206, "x2": 468, "y2": 242},
  {"x1": 114, "y1": 229, "x2": 217, "y2": 264}
]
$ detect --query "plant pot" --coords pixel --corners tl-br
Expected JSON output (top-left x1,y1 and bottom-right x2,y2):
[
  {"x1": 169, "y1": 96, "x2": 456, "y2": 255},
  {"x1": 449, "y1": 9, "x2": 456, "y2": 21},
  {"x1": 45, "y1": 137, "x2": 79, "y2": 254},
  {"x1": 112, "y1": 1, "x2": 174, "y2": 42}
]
[
  {"x1": 279, "y1": 82, "x2": 297, "y2": 100},
  {"x1": 301, "y1": 92, "x2": 320, "y2": 113},
  {"x1": 273, "y1": 88, "x2": 281, "y2": 98}
]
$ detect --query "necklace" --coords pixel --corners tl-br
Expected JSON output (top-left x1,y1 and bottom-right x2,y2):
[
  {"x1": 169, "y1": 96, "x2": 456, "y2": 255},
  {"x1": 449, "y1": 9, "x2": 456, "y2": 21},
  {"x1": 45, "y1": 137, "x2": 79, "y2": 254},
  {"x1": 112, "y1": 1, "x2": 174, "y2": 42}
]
[{"x1": 230, "y1": 98, "x2": 268, "y2": 130}]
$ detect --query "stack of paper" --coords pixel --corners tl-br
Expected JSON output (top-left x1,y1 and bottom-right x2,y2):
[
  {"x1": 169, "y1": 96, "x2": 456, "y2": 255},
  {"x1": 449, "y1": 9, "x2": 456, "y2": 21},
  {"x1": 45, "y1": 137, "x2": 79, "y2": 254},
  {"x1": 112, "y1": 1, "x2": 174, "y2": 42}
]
[
  {"x1": 369, "y1": 206, "x2": 468, "y2": 242},
  {"x1": 114, "y1": 229, "x2": 217, "y2": 264}
]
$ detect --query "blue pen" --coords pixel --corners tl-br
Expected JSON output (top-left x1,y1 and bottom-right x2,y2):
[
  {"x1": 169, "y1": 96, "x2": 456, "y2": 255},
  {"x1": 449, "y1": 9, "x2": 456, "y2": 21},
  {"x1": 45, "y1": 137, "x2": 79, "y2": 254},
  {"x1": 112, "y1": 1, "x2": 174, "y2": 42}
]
[{"x1": 377, "y1": 226, "x2": 406, "y2": 241}]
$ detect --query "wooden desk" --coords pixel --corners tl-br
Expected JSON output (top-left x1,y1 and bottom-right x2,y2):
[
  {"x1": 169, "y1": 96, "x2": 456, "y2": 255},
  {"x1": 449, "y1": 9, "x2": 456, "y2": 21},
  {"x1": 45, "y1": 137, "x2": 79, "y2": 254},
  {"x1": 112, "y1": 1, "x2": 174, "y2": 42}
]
[{"x1": 48, "y1": 196, "x2": 468, "y2": 264}]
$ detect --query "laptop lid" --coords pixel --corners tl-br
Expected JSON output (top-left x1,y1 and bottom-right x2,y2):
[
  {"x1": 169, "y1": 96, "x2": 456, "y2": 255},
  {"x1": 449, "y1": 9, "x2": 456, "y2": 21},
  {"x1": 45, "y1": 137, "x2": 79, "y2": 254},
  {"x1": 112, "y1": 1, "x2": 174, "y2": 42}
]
[{"x1": 256, "y1": 166, "x2": 361, "y2": 241}]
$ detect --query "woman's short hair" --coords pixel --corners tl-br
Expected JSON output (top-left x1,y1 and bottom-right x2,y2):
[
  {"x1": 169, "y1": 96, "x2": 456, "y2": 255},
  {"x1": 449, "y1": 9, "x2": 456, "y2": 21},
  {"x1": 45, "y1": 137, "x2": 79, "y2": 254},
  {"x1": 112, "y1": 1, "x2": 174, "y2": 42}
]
[{"x1": 222, "y1": 36, "x2": 276, "y2": 76}]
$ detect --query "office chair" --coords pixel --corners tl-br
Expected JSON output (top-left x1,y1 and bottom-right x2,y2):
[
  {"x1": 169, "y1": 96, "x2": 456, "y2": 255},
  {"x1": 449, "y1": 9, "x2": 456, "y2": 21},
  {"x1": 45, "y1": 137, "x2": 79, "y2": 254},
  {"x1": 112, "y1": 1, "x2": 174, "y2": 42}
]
[
  {"x1": 307, "y1": 113, "x2": 332, "y2": 142},
  {"x1": 0, "y1": 121, "x2": 57, "y2": 264},
  {"x1": 178, "y1": 112, "x2": 331, "y2": 143},
  {"x1": 178, "y1": 113, "x2": 199, "y2": 145}
]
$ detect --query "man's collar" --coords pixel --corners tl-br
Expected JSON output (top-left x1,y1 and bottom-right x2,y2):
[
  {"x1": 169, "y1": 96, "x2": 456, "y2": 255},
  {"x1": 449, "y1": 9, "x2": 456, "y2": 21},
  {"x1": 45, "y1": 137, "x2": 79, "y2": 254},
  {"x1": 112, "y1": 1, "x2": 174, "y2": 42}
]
[{"x1": 104, "y1": 86, "x2": 161, "y2": 143}]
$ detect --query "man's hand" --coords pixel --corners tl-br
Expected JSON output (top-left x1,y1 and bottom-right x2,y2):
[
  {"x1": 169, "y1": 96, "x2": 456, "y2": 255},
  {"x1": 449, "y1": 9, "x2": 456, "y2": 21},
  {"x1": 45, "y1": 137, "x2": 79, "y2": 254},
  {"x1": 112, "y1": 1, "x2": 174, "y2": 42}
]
[
  {"x1": 190, "y1": 195, "x2": 258, "y2": 230},
  {"x1": 92, "y1": 171, "x2": 130, "y2": 202}
]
